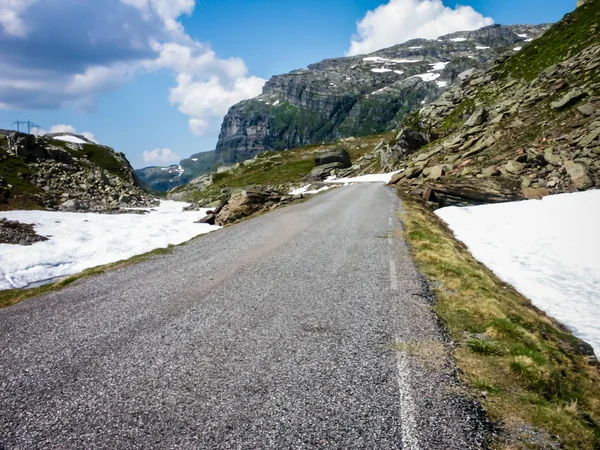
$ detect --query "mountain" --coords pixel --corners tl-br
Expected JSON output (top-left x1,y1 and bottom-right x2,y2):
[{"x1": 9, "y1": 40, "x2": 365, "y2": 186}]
[
  {"x1": 0, "y1": 131, "x2": 157, "y2": 212},
  {"x1": 136, "y1": 150, "x2": 219, "y2": 192},
  {"x1": 378, "y1": 0, "x2": 599, "y2": 204},
  {"x1": 214, "y1": 24, "x2": 550, "y2": 164}
]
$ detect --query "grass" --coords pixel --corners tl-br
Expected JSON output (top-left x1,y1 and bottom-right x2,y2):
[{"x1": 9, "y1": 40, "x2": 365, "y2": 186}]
[
  {"x1": 495, "y1": 0, "x2": 600, "y2": 81},
  {"x1": 0, "y1": 245, "x2": 178, "y2": 309},
  {"x1": 400, "y1": 194, "x2": 600, "y2": 449}
]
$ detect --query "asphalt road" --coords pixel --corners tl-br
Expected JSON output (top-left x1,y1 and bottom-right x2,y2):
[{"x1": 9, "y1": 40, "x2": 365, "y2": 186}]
[{"x1": 0, "y1": 183, "x2": 489, "y2": 449}]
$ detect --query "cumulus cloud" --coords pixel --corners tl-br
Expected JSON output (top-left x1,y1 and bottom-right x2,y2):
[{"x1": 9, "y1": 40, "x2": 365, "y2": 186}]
[
  {"x1": 0, "y1": 0, "x2": 38, "y2": 37},
  {"x1": 0, "y1": 0, "x2": 265, "y2": 136},
  {"x1": 348, "y1": 0, "x2": 494, "y2": 56},
  {"x1": 143, "y1": 148, "x2": 180, "y2": 164}
]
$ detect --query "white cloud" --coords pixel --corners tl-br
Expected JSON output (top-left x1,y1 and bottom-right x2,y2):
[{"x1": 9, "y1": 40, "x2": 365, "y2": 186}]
[
  {"x1": 0, "y1": 0, "x2": 37, "y2": 37},
  {"x1": 143, "y1": 148, "x2": 180, "y2": 164},
  {"x1": 0, "y1": 0, "x2": 265, "y2": 139},
  {"x1": 348, "y1": 0, "x2": 494, "y2": 56},
  {"x1": 49, "y1": 124, "x2": 77, "y2": 134}
]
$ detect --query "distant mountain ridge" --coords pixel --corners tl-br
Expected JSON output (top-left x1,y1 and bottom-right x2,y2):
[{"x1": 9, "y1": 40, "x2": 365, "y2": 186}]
[{"x1": 136, "y1": 23, "x2": 551, "y2": 191}]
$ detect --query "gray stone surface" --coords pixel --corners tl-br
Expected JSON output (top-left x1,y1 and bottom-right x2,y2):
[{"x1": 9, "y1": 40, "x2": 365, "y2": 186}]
[{"x1": 0, "y1": 184, "x2": 489, "y2": 449}]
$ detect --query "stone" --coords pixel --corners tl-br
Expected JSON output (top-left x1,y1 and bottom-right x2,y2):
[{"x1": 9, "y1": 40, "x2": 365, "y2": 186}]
[
  {"x1": 310, "y1": 162, "x2": 347, "y2": 179},
  {"x1": 505, "y1": 160, "x2": 525, "y2": 174},
  {"x1": 61, "y1": 199, "x2": 80, "y2": 211},
  {"x1": 481, "y1": 166, "x2": 499, "y2": 177},
  {"x1": 564, "y1": 161, "x2": 593, "y2": 190},
  {"x1": 314, "y1": 149, "x2": 351, "y2": 168},
  {"x1": 550, "y1": 88, "x2": 587, "y2": 110},
  {"x1": 579, "y1": 127, "x2": 600, "y2": 147},
  {"x1": 464, "y1": 108, "x2": 488, "y2": 127},
  {"x1": 543, "y1": 149, "x2": 562, "y2": 166},
  {"x1": 427, "y1": 165, "x2": 445, "y2": 180},
  {"x1": 577, "y1": 103, "x2": 596, "y2": 117}
]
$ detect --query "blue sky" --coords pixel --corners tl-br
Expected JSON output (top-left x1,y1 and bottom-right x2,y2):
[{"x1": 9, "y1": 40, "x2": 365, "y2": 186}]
[{"x1": 0, "y1": 0, "x2": 576, "y2": 168}]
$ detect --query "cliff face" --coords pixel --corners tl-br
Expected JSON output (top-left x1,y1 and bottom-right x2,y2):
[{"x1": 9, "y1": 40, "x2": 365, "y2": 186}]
[{"x1": 215, "y1": 24, "x2": 551, "y2": 163}]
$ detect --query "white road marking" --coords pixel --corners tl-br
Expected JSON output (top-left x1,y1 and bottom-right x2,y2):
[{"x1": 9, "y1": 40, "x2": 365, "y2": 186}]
[
  {"x1": 390, "y1": 207, "x2": 421, "y2": 449},
  {"x1": 390, "y1": 259, "x2": 398, "y2": 290},
  {"x1": 396, "y1": 348, "x2": 422, "y2": 450}
]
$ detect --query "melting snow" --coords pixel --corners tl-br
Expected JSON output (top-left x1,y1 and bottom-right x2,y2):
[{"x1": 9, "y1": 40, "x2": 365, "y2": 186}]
[
  {"x1": 475, "y1": 45, "x2": 490, "y2": 50},
  {"x1": 289, "y1": 185, "x2": 331, "y2": 196},
  {"x1": 449, "y1": 37, "x2": 468, "y2": 42},
  {"x1": 436, "y1": 81, "x2": 448, "y2": 88},
  {"x1": 394, "y1": 70, "x2": 404, "y2": 75},
  {"x1": 411, "y1": 73, "x2": 441, "y2": 82},
  {"x1": 325, "y1": 170, "x2": 403, "y2": 184},
  {"x1": 516, "y1": 33, "x2": 529, "y2": 38},
  {"x1": 525, "y1": 38, "x2": 533, "y2": 42},
  {"x1": 513, "y1": 46, "x2": 522, "y2": 51},
  {"x1": 429, "y1": 62, "x2": 449, "y2": 72},
  {"x1": 408, "y1": 46, "x2": 423, "y2": 49},
  {"x1": 364, "y1": 56, "x2": 420, "y2": 64},
  {"x1": 273, "y1": 100, "x2": 280, "y2": 106},
  {"x1": 372, "y1": 68, "x2": 392, "y2": 73},
  {"x1": 53, "y1": 135, "x2": 88, "y2": 145},
  {"x1": 436, "y1": 190, "x2": 600, "y2": 356},
  {"x1": 0, "y1": 201, "x2": 221, "y2": 290}
]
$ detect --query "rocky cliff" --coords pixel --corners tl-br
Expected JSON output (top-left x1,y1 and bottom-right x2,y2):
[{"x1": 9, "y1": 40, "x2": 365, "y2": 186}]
[
  {"x1": 0, "y1": 131, "x2": 157, "y2": 212},
  {"x1": 215, "y1": 24, "x2": 550, "y2": 163}
]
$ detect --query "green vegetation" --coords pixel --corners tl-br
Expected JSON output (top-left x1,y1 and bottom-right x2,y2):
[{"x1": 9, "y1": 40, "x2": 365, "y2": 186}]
[
  {"x1": 401, "y1": 195, "x2": 600, "y2": 449},
  {"x1": 496, "y1": 0, "x2": 600, "y2": 81},
  {"x1": 56, "y1": 141, "x2": 129, "y2": 178},
  {"x1": 0, "y1": 142, "x2": 43, "y2": 210},
  {"x1": 0, "y1": 245, "x2": 178, "y2": 309}
]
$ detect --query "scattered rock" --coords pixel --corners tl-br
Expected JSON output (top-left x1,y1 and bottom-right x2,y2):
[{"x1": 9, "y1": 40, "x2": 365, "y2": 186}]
[
  {"x1": 0, "y1": 218, "x2": 49, "y2": 245},
  {"x1": 550, "y1": 88, "x2": 587, "y2": 110},
  {"x1": 564, "y1": 161, "x2": 593, "y2": 190}
]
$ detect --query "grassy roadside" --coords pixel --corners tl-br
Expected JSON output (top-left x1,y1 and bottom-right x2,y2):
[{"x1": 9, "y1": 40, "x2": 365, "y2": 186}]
[
  {"x1": 399, "y1": 194, "x2": 600, "y2": 449},
  {"x1": 0, "y1": 245, "x2": 181, "y2": 309}
]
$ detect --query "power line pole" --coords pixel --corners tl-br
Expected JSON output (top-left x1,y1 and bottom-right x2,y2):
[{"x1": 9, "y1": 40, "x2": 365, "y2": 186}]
[{"x1": 11, "y1": 120, "x2": 42, "y2": 134}]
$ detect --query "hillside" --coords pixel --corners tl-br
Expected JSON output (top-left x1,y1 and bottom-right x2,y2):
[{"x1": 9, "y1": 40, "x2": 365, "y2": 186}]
[
  {"x1": 0, "y1": 131, "x2": 156, "y2": 212},
  {"x1": 383, "y1": 0, "x2": 599, "y2": 204},
  {"x1": 215, "y1": 24, "x2": 550, "y2": 163}
]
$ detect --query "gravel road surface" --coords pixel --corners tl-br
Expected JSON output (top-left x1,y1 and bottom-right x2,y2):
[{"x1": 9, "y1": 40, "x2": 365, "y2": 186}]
[{"x1": 0, "y1": 184, "x2": 489, "y2": 449}]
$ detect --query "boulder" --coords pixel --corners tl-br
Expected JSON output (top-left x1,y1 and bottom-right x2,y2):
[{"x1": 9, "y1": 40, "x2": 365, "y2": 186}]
[
  {"x1": 505, "y1": 160, "x2": 525, "y2": 174},
  {"x1": 564, "y1": 161, "x2": 593, "y2": 190},
  {"x1": 215, "y1": 189, "x2": 283, "y2": 225},
  {"x1": 310, "y1": 162, "x2": 347, "y2": 180},
  {"x1": 314, "y1": 150, "x2": 351, "y2": 168},
  {"x1": 464, "y1": 108, "x2": 488, "y2": 128},
  {"x1": 60, "y1": 199, "x2": 80, "y2": 211},
  {"x1": 425, "y1": 177, "x2": 523, "y2": 206},
  {"x1": 550, "y1": 88, "x2": 587, "y2": 110}
]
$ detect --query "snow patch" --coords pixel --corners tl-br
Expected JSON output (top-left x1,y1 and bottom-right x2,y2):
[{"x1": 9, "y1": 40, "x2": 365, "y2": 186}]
[
  {"x1": 408, "y1": 46, "x2": 423, "y2": 49},
  {"x1": 449, "y1": 37, "x2": 468, "y2": 42},
  {"x1": 513, "y1": 46, "x2": 522, "y2": 51},
  {"x1": 394, "y1": 70, "x2": 404, "y2": 75},
  {"x1": 436, "y1": 80, "x2": 448, "y2": 88},
  {"x1": 475, "y1": 45, "x2": 490, "y2": 50},
  {"x1": 0, "y1": 201, "x2": 221, "y2": 290},
  {"x1": 411, "y1": 73, "x2": 441, "y2": 82},
  {"x1": 53, "y1": 135, "x2": 88, "y2": 145},
  {"x1": 325, "y1": 170, "x2": 403, "y2": 184},
  {"x1": 436, "y1": 190, "x2": 600, "y2": 356},
  {"x1": 372, "y1": 68, "x2": 392, "y2": 73},
  {"x1": 429, "y1": 61, "x2": 449, "y2": 72},
  {"x1": 516, "y1": 33, "x2": 528, "y2": 38},
  {"x1": 289, "y1": 185, "x2": 331, "y2": 196},
  {"x1": 273, "y1": 100, "x2": 280, "y2": 106},
  {"x1": 525, "y1": 38, "x2": 533, "y2": 42},
  {"x1": 191, "y1": 158, "x2": 198, "y2": 162},
  {"x1": 363, "y1": 56, "x2": 420, "y2": 64}
]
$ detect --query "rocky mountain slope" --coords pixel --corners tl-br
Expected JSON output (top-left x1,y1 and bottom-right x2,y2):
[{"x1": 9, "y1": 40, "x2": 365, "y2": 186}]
[
  {"x1": 0, "y1": 131, "x2": 157, "y2": 212},
  {"x1": 136, "y1": 150, "x2": 219, "y2": 192},
  {"x1": 376, "y1": 0, "x2": 600, "y2": 205},
  {"x1": 215, "y1": 24, "x2": 550, "y2": 163}
]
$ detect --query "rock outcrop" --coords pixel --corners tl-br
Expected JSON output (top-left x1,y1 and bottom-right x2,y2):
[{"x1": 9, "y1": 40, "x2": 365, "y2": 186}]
[
  {"x1": 0, "y1": 218, "x2": 48, "y2": 245},
  {"x1": 0, "y1": 131, "x2": 157, "y2": 212},
  {"x1": 215, "y1": 25, "x2": 550, "y2": 163},
  {"x1": 379, "y1": 0, "x2": 600, "y2": 206}
]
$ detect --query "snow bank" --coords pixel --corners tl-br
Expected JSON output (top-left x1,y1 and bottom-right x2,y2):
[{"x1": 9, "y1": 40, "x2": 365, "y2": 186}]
[
  {"x1": 0, "y1": 201, "x2": 221, "y2": 290},
  {"x1": 53, "y1": 135, "x2": 88, "y2": 145},
  {"x1": 325, "y1": 170, "x2": 402, "y2": 184},
  {"x1": 289, "y1": 185, "x2": 331, "y2": 196},
  {"x1": 436, "y1": 190, "x2": 600, "y2": 355}
]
